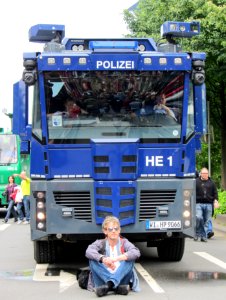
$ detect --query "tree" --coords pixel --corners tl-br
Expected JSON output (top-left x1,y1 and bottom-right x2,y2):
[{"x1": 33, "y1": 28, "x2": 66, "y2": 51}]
[{"x1": 124, "y1": 0, "x2": 226, "y2": 188}]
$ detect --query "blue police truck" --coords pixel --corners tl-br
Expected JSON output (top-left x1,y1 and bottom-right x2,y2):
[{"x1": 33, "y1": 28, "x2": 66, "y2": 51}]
[{"x1": 13, "y1": 21, "x2": 206, "y2": 263}]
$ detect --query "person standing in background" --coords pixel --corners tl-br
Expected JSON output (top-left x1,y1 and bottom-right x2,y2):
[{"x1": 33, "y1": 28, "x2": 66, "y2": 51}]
[
  {"x1": 2, "y1": 175, "x2": 18, "y2": 223},
  {"x1": 195, "y1": 167, "x2": 219, "y2": 242},
  {"x1": 14, "y1": 171, "x2": 31, "y2": 224}
]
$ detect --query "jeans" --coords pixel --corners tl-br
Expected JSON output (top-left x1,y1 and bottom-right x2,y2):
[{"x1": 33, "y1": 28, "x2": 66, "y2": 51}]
[
  {"x1": 196, "y1": 203, "x2": 212, "y2": 238},
  {"x1": 17, "y1": 202, "x2": 25, "y2": 220},
  {"x1": 23, "y1": 195, "x2": 30, "y2": 221},
  {"x1": 207, "y1": 219, "x2": 213, "y2": 234},
  {"x1": 5, "y1": 200, "x2": 18, "y2": 221},
  {"x1": 89, "y1": 260, "x2": 134, "y2": 288}
]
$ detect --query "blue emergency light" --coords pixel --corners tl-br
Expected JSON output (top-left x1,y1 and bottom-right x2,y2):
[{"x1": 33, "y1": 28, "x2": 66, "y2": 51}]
[
  {"x1": 29, "y1": 24, "x2": 65, "y2": 43},
  {"x1": 89, "y1": 41, "x2": 138, "y2": 51},
  {"x1": 161, "y1": 21, "x2": 200, "y2": 38}
]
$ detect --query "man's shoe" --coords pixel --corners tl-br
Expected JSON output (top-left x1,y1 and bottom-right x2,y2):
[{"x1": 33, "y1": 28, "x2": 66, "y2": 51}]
[
  {"x1": 107, "y1": 281, "x2": 114, "y2": 291},
  {"x1": 201, "y1": 237, "x2": 207, "y2": 242},
  {"x1": 14, "y1": 218, "x2": 18, "y2": 222},
  {"x1": 17, "y1": 220, "x2": 22, "y2": 224},
  {"x1": 23, "y1": 220, "x2": 30, "y2": 224},
  {"x1": 2, "y1": 219, "x2": 8, "y2": 223},
  {"x1": 193, "y1": 236, "x2": 199, "y2": 241},
  {"x1": 115, "y1": 285, "x2": 130, "y2": 295},
  {"x1": 207, "y1": 232, "x2": 214, "y2": 239},
  {"x1": 95, "y1": 285, "x2": 109, "y2": 297}
]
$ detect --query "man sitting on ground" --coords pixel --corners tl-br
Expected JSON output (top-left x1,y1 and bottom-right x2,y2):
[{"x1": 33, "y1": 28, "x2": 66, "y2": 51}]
[{"x1": 85, "y1": 215, "x2": 140, "y2": 297}]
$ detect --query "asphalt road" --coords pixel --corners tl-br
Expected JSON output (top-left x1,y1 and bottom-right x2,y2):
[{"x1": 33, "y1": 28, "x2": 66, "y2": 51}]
[{"x1": 0, "y1": 210, "x2": 226, "y2": 300}]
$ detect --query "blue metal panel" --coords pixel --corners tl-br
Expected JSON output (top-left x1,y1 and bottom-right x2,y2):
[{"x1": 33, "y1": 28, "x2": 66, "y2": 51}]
[
  {"x1": 37, "y1": 53, "x2": 91, "y2": 71},
  {"x1": 91, "y1": 142, "x2": 138, "y2": 180},
  {"x1": 48, "y1": 148, "x2": 93, "y2": 177},
  {"x1": 37, "y1": 52, "x2": 192, "y2": 71},
  {"x1": 12, "y1": 81, "x2": 29, "y2": 139},
  {"x1": 38, "y1": 73, "x2": 49, "y2": 139},
  {"x1": 195, "y1": 84, "x2": 207, "y2": 135},
  {"x1": 94, "y1": 181, "x2": 136, "y2": 226},
  {"x1": 183, "y1": 139, "x2": 196, "y2": 174},
  {"x1": 138, "y1": 147, "x2": 182, "y2": 176},
  {"x1": 30, "y1": 139, "x2": 46, "y2": 176},
  {"x1": 181, "y1": 73, "x2": 191, "y2": 139},
  {"x1": 140, "y1": 53, "x2": 191, "y2": 71},
  {"x1": 20, "y1": 141, "x2": 30, "y2": 153}
]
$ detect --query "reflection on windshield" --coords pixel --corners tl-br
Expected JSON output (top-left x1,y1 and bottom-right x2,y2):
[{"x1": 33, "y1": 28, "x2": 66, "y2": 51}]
[
  {"x1": 44, "y1": 71, "x2": 184, "y2": 143},
  {"x1": 0, "y1": 135, "x2": 18, "y2": 164}
]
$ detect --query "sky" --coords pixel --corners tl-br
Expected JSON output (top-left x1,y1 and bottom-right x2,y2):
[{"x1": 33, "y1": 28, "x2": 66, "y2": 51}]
[{"x1": 0, "y1": 0, "x2": 136, "y2": 130}]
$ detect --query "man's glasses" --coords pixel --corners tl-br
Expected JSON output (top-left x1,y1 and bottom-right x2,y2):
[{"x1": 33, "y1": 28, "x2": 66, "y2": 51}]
[{"x1": 106, "y1": 227, "x2": 119, "y2": 232}]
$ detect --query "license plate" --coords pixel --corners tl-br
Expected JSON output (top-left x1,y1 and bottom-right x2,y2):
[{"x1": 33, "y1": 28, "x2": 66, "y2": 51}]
[{"x1": 146, "y1": 220, "x2": 181, "y2": 230}]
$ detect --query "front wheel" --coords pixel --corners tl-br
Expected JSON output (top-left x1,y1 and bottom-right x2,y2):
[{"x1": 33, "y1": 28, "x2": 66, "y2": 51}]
[
  {"x1": 157, "y1": 237, "x2": 185, "y2": 261},
  {"x1": 34, "y1": 240, "x2": 56, "y2": 264}
]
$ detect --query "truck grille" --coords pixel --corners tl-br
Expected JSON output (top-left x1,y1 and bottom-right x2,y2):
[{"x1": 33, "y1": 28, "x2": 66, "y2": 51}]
[
  {"x1": 53, "y1": 191, "x2": 92, "y2": 222},
  {"x1": 95, "y1": 184, "x2": 136, "y2": 225},
  {"x1": 139, "y1": 189, "x2": 176, "y2": 221},
  {"x1": 93, "y1": 155, "x2": 137, "y2": 176}
]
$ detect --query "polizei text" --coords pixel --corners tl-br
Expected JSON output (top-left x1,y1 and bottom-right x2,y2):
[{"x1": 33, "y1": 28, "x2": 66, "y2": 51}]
[{"x1": 96, "y1": 60, "x2": 135, "y2": 69}]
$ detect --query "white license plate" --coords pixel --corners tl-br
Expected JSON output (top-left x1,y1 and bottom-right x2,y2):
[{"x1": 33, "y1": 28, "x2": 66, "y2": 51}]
[{"x1": 146, "y1": 220, "x2": 181, "y2": 230}]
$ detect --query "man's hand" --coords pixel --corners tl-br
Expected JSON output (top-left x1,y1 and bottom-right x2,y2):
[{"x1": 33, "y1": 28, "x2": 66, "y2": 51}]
[{"x1": 102, "y1": 257, "x2": 117, "y2": 270}]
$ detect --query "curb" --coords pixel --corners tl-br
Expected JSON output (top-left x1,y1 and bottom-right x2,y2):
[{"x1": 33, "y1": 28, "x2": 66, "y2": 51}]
[{"x1": 213, "y1": 214, "x2": 226, "y2": 233}]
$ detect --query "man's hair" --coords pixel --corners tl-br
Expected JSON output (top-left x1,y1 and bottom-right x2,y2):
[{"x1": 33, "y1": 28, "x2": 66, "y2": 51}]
[
  {"x1": 102, "y1": 215, "x2": 120, "y2": 230},
  {"x1": 200, "y1": 167, "x2": 208, "y2": 174}
]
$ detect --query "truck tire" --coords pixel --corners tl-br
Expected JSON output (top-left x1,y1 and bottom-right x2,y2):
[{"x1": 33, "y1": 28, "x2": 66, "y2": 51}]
[
  {"x1": 34, "y1": 240, "x2": 56, "y2": 264},
  {"x1": 157, "y1": 237, "x2": 185, "y2": 261}
]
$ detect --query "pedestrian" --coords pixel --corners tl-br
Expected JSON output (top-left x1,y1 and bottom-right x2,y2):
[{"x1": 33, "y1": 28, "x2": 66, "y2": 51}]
[
  {"x1": 2, "y1": 175, "x2": 18, "y2": 223},
  {"x1": 195, "y1": 167, "x2": 219, "y2": 242},
  {"x1": 207, "y1": 219, "x2": 214, "y2": 239},
  {"x1": 85, "y1": 215, "x2": 140, "y2": 297},
  {"x1": 14, "y1": 171, "x2": 31, "y2": 224},
  {"x1": 207, "y1": 196, "x2": 220, "y2": 239}
]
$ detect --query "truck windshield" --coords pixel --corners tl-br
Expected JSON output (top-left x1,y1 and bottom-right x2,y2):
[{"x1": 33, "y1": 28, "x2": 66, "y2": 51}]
[
  {"x1": 0, "y1": 135, "x2": 18, "y2": 164},
  {"x1": 44, "y1": 70, "x2": 184, "y2": 143}
]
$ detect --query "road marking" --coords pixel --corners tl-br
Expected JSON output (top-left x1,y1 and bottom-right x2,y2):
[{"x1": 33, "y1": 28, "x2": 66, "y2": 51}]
[
  {"x1": 135, "y1": 263, "x2": 165, "y2": 293},
  {"x1": 33, "y1": 264, "x2": 77, "y2": 293},
  {"x1": 194, "y1": 252, "x2": 226, "y2": 269},
  {"x1": 33, "y1": 264, "x2": 56, "y2": 281},
  {"x1": 59, "y1": 270, "x2": 77, "y2": 293},
  {"x1": 0, "y1": 224, "x2": 10, "y2": 231},
  {"x1": 34, "y1": 263, "x2": 165, "y2": 293}
]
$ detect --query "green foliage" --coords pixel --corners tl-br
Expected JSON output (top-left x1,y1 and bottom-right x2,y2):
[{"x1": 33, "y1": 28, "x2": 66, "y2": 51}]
[
  {"x1": 124, "y1": 0, "x2": 226, "y2": 188},
  {"x1": 196, "y1": 143, "x2": 208, "y2": 171},
  {"x1": 196, "y1": 138, "x2": 222, "y2": 188},
  {"x1": 214, "y1": 190, "x2": 226, "y2": 216}
]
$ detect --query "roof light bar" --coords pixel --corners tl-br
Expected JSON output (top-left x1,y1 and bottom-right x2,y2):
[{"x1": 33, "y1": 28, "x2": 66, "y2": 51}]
[{"x1": 89, "y1": 41, "x2": 138, "y2": 51}]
